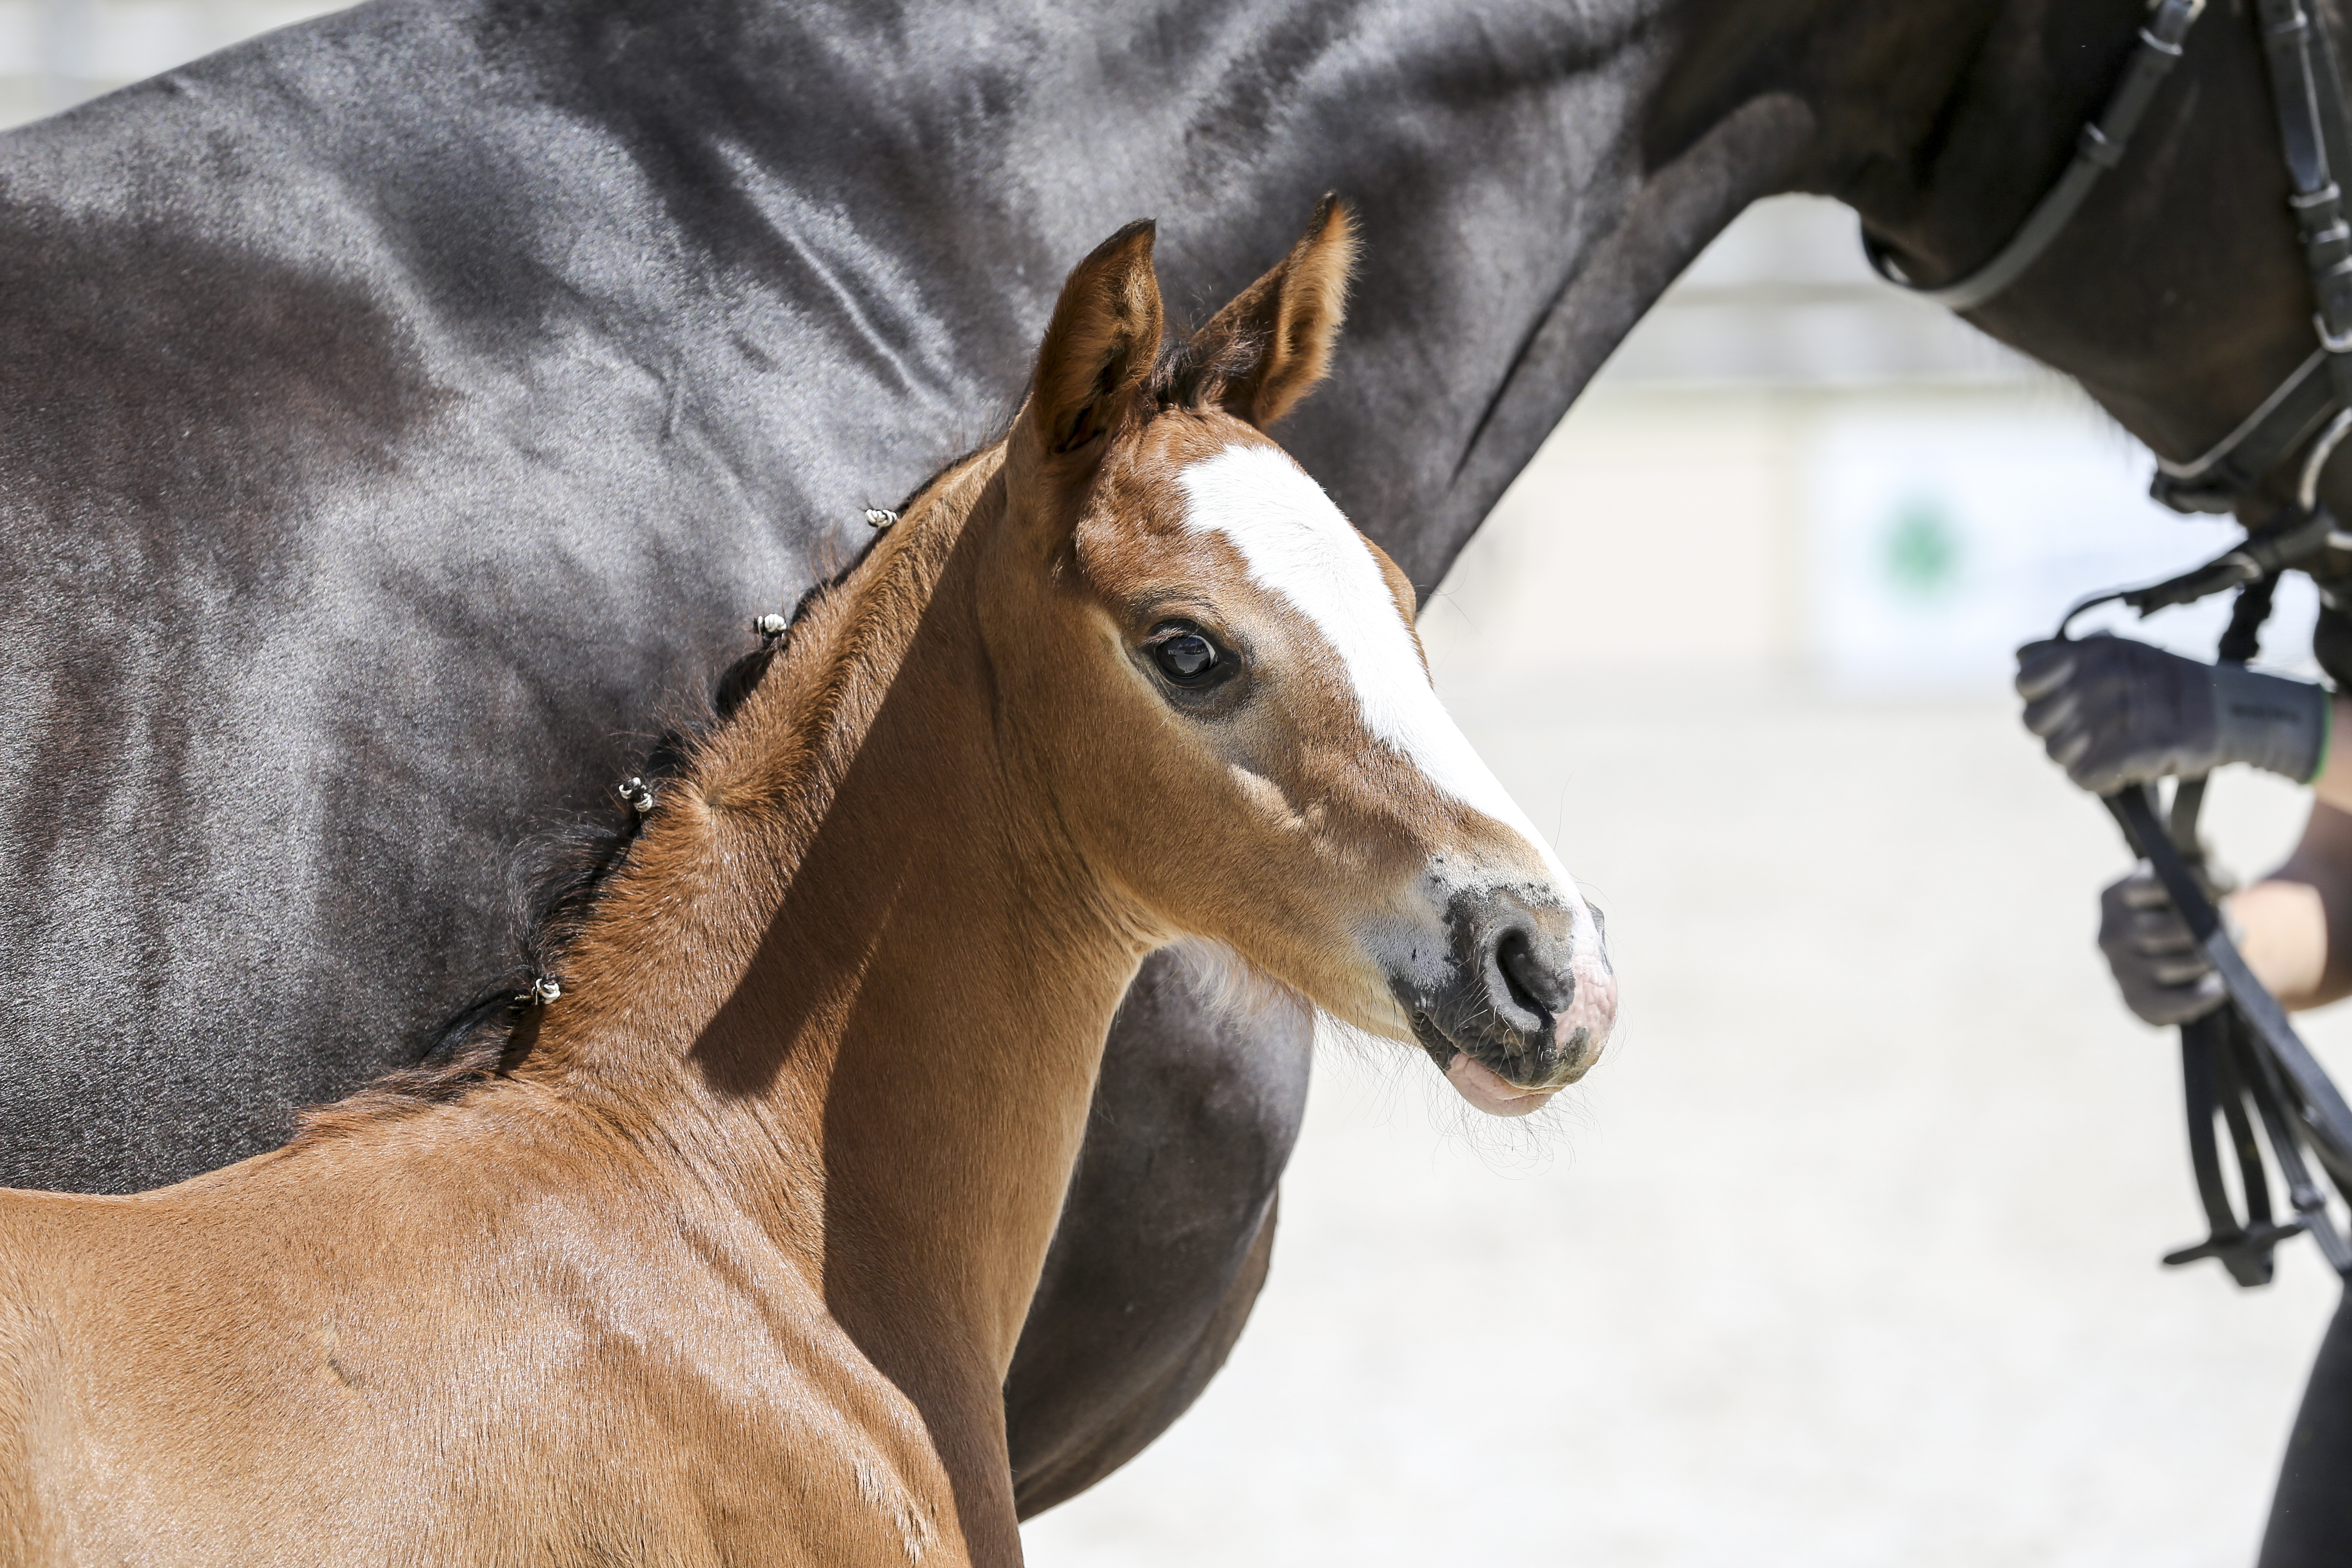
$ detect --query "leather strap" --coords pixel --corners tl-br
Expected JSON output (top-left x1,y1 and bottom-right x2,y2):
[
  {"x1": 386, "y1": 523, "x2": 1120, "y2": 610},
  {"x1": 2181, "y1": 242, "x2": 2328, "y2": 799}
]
[
  {"x1": 2156, "y1": 0, "x2": 2352, "y2": 511},
  {"x1": 2057, "y1": 507, "x2": 2340, "y2": 634},
  {"x1": 1968, "y1": 0, "x2": 2352, "y2": 1284},
  {"x1": 2165, "y1": 1013, "x2": 2282, "y2": 1286},
  {"x1": 2108, "y1": 783, "x2": 2352, "y2": 1280},
  {"x1": 1864, "y1": 0, "x2": 2207, "y2": 310},
  {"x1": 2149, "y1": 352, "x2": 2339, "y2": 513},
  {"x1": 1865, "y1": 0, "x2": 2352, "y2": 517}
]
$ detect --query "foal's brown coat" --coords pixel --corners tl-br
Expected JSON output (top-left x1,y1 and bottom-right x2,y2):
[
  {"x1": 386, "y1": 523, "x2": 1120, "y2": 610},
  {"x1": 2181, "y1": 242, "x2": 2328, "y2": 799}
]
[{"x1": 0, "y1": 201, "x2": 1546, "y2": 1566}]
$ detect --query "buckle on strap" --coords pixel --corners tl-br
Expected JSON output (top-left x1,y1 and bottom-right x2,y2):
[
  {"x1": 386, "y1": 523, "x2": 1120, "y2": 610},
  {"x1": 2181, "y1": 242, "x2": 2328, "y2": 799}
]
[
  {"x1": 2163, "y1": 1220, "x2": 2306, "y2": 1283},
  {"x1": 2078, "y1": 123, "x2": 2126, "y2": 168}
]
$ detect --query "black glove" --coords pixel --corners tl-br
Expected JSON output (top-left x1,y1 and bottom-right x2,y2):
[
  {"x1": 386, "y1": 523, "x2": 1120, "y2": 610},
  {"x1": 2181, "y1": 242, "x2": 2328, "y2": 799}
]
[
  {"x1": 2015, "y1": 634, "x2": 2329, "y2": 794},
  {"x1": 2098, "y1": 867, "x2": 2227, "y2": 1026}
]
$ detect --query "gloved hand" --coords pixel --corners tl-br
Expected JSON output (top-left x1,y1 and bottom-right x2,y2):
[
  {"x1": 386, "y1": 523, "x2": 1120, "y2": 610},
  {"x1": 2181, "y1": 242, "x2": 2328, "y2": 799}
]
[
  {"x1": 2099, "y1": 866, "x2": 2228, "y2": 1025},
  {"x1": 2015, "y1": 634, "x2": 2329, "y2": 794}
]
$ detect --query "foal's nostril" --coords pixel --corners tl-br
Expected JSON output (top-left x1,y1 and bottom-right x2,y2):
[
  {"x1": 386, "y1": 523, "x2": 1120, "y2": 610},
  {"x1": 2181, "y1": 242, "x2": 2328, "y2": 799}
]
[{"x1": 1493, "y1": 928, "x2": 1567, "y2": 1025}]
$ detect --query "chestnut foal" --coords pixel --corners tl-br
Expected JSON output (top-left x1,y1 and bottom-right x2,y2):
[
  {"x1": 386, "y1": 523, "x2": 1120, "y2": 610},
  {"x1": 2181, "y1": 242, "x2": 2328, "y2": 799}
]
[{"x1": 0, "y1": 204, "x2": 1613, "y2": 1566}]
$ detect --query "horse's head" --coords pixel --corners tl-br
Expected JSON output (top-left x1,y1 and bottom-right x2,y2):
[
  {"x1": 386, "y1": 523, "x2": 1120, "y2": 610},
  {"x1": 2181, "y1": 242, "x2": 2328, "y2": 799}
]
[{"x1": 982, "y1": 201, "x2": 1615, "y2": 1116}]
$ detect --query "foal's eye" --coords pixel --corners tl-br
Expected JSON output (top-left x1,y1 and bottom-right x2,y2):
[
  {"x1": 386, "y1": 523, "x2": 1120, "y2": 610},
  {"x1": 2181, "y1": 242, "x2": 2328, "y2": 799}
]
[
  {"x1": 1157, "y1": 634, "x2": 1216, "y2": 680},
  {"x1": 1146, "y1": 623, "x2": 1229, "y2": 688}
]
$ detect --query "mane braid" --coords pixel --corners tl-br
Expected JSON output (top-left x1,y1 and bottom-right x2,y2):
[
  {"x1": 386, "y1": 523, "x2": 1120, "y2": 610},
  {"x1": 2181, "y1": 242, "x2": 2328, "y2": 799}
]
[{"x1": 296, "y1": 447, "x2": 998, "y2": 1147}]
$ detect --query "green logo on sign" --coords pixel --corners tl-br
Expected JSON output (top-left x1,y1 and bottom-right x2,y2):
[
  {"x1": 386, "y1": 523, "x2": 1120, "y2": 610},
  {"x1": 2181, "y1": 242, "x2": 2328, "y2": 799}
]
[{"x1": 1884, "y1": 499, "x2": 1960, "y2": 597}]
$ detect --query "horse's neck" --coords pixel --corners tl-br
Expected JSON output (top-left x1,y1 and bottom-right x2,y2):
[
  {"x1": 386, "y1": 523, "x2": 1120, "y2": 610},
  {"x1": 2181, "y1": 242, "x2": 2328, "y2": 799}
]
[
  {"x1": 533, "y1": 0, "x2": 1813, "y2": 588},
  {"x1": 844, "y1": 0, "x2": 1961, "y2": 583},
  {"x1": 1050, "y1": 0, "x2": 1815, "y2": 583},
  {"x1": 514, "y1": 450, "x2": 1141, "y2": 1387}
]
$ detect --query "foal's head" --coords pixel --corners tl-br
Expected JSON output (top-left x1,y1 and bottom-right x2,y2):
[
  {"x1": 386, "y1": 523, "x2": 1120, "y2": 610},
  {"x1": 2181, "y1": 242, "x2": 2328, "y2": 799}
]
[{"x1": 975, "y1": 201, "x2": 1615, "y2": 1116}]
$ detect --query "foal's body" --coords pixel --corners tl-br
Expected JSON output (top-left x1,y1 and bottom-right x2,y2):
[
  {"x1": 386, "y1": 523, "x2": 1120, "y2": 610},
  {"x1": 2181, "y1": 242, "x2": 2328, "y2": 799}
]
[
  {"x1": 1, "y1": 451, "x2": 1129, "y2": 1564},
  {"x1": 0, "y1": 213, "x2": 1610, "y2": 1563},
  {"x1": 7, "y1": 1122, "x2": 945, "y2": 1560}
]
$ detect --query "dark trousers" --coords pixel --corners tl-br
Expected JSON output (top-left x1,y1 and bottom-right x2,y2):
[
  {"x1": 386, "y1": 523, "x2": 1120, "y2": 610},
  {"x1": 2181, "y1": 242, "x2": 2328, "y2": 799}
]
[{"x1": 2261, "y1": 1290, "x2": 2352, "y2": 1567}]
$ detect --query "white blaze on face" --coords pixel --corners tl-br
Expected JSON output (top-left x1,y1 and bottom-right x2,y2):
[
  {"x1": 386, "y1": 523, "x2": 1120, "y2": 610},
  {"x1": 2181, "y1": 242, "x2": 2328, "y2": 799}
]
[{"x1": 1176, "y1": 443, "x2": 1571, "y2": 888}]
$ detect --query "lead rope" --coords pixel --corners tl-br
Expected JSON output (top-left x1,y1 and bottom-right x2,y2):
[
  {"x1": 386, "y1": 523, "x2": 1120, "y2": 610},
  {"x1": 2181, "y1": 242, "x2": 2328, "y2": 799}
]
[{"x1": 2082, "y1": 575, "x2": 2352, "y2": 1283}]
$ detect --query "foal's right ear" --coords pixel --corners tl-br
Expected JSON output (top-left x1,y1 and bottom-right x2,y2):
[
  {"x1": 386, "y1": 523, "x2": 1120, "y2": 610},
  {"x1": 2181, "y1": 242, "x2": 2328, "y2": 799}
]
[
  {"x1": 1188, "y1": 194, "x2": 1356, "y2": 429},
  {"x1": 1022, "y1": 219, "x2": 1165, "y2": 462}
]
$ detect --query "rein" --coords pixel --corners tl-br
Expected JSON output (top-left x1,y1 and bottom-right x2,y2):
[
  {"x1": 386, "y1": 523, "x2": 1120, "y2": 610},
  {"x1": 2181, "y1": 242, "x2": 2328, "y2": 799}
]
[
  {"x1": 2106, "y1": 779, "x2": 2352, "y2": 1283},
  {"x1": 1871, "y1": 0, "x2": 2352, "y2": 1284},
  {"x1": 2049, "y1": 564, "x2": 2352, "y2": 1286}
]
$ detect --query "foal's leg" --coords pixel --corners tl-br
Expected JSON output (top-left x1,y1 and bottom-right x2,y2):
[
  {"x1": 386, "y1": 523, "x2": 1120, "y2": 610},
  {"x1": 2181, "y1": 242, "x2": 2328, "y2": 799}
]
[{"x1": 1002, "y1": 946, "x2": 1313, "y2": 1517}]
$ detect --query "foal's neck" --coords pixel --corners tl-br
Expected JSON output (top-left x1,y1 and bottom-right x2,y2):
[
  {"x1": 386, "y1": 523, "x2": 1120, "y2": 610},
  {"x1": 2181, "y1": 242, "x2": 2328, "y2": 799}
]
[{"x1": 506, "y1": 448, "x2": 1144, "y2": 1372}]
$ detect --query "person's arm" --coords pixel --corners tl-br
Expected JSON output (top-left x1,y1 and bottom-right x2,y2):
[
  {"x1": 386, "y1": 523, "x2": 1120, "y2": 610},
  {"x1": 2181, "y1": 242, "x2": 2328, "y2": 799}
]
[
  {"x1": 2227, "y1": 874, "x2": 2329, "y2": 1006},
  {"x1": 2120, "y1": 784, "x2": 2352, "y2": 1017},
  {"x1": 2234, "y1": 782, "x2": 2352, "y2": 1010},
  {"x1": 2016, "y1": 636, "x2": 2352, "y2": 1016},
  {"x1": 2311, "y1": 694, "x2": 2352, "y2": 813},
  {"x1": 2228, "y1": 696, "x2": 2352, "y2": 1010}
]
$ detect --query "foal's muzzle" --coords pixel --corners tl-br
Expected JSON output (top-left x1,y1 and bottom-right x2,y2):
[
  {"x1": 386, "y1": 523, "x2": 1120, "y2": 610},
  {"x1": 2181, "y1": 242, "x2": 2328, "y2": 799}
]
[{"x1": 1397, "y1": 889, "x2": 1616, "y2": 1116}]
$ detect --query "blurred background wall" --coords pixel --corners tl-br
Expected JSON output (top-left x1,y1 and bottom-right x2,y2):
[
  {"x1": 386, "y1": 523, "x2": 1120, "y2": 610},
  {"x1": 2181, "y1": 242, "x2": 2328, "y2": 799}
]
[
  {"x1": 0, "y1": 0, "x2": 333, "y2": 125},
  {"x1": 1429, "y1": 198, "x2": 2318, "y2": 692},
  {"x1": 11, "y1": 10, "x2": 2346, "y2": 1566}
]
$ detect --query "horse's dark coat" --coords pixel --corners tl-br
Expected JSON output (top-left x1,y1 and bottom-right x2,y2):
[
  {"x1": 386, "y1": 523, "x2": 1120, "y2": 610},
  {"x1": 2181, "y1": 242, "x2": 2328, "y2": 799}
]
[{"x1": 4, "y1": 0, "x2": 2322, "y2": 1511}]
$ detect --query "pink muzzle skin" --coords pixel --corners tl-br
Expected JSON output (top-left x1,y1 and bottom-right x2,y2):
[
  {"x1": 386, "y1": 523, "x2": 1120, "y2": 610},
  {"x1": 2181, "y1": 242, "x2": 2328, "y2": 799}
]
[
  {"x1": 1445, "y1": 1051, "x2": 1557, "y2": 1117},
  {"x1": 1441, "y1": 933, "x2": 1618, "y2": 1117}
]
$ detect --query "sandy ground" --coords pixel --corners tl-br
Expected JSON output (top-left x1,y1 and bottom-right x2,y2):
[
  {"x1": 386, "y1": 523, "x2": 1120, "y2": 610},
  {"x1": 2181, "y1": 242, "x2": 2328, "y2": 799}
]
[{"x1": 1022, "y1": 672, "x2": 2352, "y2": 1568}]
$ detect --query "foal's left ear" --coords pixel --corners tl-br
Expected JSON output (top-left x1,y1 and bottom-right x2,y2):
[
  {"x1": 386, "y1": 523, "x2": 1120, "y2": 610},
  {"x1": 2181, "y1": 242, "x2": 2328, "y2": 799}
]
[
  {"x1": 1024, "y1": 218, "x2": 1166, "y2": 461},
  {"x1": 1189, "y1": 194, "x2": 1357, "y2": 429}
]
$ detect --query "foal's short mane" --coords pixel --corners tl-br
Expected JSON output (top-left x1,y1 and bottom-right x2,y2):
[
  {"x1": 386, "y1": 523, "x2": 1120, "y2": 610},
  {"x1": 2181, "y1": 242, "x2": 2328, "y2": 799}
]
[{"x1": 292, "y1": 438, "x2": 1005, "y2": 1144}]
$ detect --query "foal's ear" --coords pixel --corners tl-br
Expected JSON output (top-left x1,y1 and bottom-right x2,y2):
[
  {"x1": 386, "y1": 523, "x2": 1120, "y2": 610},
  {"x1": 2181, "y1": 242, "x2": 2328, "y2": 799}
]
[
  {"x1": 1189, "y1": 194, "x2": 1357, "y2": 429},
  {"x1": 1024, "y1": 219, "x2": 1165, "y2": 460}
]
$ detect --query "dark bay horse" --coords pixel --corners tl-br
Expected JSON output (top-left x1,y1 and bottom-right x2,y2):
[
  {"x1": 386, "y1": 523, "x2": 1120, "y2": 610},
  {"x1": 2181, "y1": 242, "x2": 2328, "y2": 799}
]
[
  {"x1": 1, "y1": 0, "x2": 2331, "y2": 1513},
  {"x1": 0, "y1": 208, "x2": 1612, "y2": 1564}
]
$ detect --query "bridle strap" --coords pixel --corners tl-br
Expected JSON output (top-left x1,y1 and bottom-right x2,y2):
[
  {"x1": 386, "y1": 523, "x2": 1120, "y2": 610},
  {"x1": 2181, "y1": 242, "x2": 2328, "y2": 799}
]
[
  {"x1": 1865, "y1": 0, "x2": 2352, "y2": 517},
  {"x1": 2147, "y1": 350, "x2": 2337, "y2": 512},
  {"x1": 2158, "y1": 0, "x2": 2352, "y2": 512},
  {"x1": 2263, "y1": 0, "x2": 2352, "y2": 386},
  {"x1": 2159, "y1": 0, "x2": 2352, "y2": 511},
  {"x1": 2055, "y1": 505, "x2": 2342, "y2": 634},
  {"x1": 2167, "y1": 1013, "x2": 2283, "y2": 1287},
  {"x1": 1863, "y1": 0, "x2": 2206, "y2": 312},
  {"x1": 2155, "y1": 0, "x2": 2352, "y2": 513},
  {"x1": 2046, "y1": 552, "x2": 2352, "y2": 1284}
]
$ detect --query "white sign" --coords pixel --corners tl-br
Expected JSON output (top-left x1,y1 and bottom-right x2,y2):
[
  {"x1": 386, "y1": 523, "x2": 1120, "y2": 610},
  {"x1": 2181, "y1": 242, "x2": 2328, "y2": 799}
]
[{"x1": 1804, "y1": 398, "x2": 2318, "y2": 690}]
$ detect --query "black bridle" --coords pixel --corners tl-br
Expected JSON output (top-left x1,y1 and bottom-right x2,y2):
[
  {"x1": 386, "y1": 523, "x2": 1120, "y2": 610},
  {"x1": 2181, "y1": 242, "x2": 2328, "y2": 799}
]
[
  {"x1": 1867, "y1": 0, "x2": 2352, "y2": 1286},
  {"x1": 1868, "y1": 0, "x2": 2352, "y2": 520}
]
